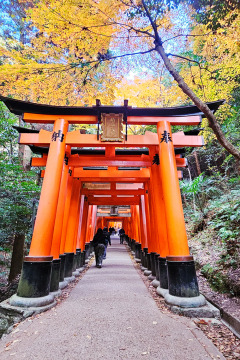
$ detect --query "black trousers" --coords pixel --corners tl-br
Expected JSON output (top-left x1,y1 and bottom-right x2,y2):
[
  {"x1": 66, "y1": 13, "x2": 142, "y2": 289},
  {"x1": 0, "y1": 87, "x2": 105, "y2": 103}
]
[{"x1": 94, "y1": 244, "x2": 105, "y2": 266}]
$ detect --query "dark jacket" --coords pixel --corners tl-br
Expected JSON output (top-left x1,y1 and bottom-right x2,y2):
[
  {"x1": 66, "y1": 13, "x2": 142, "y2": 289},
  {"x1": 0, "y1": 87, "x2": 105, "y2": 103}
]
[
  {"x1": 92, "y1": 228, "x2": 105, "y2": 247},
  {"x1": 103, "y1": 228, "x2": 111, "y2": 246},
  {"x1": 109, "y1": 227, "x2": 114, "y2": 234}
]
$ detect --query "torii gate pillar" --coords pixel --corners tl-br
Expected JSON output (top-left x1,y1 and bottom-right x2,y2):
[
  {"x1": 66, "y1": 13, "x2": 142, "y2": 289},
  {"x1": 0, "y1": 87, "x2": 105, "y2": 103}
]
[
  {"x1": 11, "y1": 119, "x2": 69, "y2": 307},
  {"x1": 157, "y1": 121, "x2": 204, "y2": 306}
]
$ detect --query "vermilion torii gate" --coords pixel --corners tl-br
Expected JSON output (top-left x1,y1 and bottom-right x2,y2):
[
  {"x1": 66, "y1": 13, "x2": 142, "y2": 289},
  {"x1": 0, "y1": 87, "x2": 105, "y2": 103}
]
[{"x1": 0, "y1": 95, "x2": 223, "y2": 309}]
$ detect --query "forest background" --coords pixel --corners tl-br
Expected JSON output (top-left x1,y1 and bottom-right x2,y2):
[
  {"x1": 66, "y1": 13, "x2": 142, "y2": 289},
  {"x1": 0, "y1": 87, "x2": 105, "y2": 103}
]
[{"x1": 0, "y1": 0, "x2": 240, "y2": 300}]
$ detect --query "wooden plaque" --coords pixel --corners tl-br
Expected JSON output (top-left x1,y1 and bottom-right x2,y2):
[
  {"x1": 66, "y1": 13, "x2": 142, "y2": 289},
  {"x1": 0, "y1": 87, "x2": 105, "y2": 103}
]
[{"x1": 101, "y1": 113, "x2": 124, "y2": 142}]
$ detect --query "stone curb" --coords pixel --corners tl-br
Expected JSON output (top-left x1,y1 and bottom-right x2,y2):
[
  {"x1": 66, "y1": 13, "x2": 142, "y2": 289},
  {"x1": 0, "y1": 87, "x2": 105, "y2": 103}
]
[
  {"x1": 179, "y1": 317, "x2": 226, "y2": 360},
  {"x1": 204, "y1": 295, "x2": 240, "y2": 339}
]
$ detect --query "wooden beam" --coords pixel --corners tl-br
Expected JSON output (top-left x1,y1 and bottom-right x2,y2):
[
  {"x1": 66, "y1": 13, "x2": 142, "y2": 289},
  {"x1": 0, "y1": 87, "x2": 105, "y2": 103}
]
[
  {"x1": 83, "y1": 184, "x2": 143, "y2": 190},
  {"x1": 88, "y1": 196, "x2": 140, "y2": 205},
  {"x1": 68, "y1": 155, "x2": 151, "y2": 167},
  {"x1": 23, "y1": 113, "x2": 201, "y2": 126},
  {"x1": 23, "y1": 113, "x2": 98, "y2": 124},
  {"x1": 73, "y1": 168, "x2": 150, "y2": 182},
  {"x1": 40, "y1": 169, "x2": 183, "y2": 180},
  {"x1": 20, "y1": 130, "x2": 51, "y2": 147},
  {"x1": 116, "y1": 184, "x2": 143, "y2": 190},
  {"x1": 81, "y1": 189, "x2": 145, "y2": 195},
  {"x1": 97, "y1": 213, "x2": 131, "y2": 217},
  {"x1": 97, "y1": 215, "x2": 130, "y2": 219},
  {"x1": 20, "y1": 130, "x2": 204, "y2": 148},
  {"x1": 31, "y1": 155, "x2": 187, "y2": 168},
  {"x1": 66, "y1": 131, "x2": 204, "y2": 147}
]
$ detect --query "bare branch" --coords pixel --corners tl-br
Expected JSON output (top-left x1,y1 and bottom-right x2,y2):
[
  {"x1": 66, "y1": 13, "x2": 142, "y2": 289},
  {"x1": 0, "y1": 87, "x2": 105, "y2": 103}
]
[
  {"x1": 97, "y1": 48, "x2": 155, "y2": 62},
  {"x1": 141, "y1": 0, "x2": 161, "y2": 44},
  {"x1": 112, "y1": 20, "x2": 154, "y2": 37},
  {"x1": 162, "y1": 32, "x2": 213, "y2": 44},
  {"x1": 167, "y1": 53, "x2": 201, "y2": 66},
  {"x1": 83, "y1": 27, "x2": 150, "y2": 39},
  {"x1": 119, "y1": 0, "x2": 143, "y2": 12},
  {"x1": 167, "y1": 53, "x2": 213, "y2": 75},
  {"x1": 15, "y1": 48, "x2": 155, "y2": 79}
]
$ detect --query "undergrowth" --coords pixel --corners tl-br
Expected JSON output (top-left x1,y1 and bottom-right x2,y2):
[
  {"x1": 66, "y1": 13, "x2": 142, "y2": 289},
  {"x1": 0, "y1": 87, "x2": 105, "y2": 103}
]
[{"x1": 183, "y1": 174, "x2": 240, "y2": 296}]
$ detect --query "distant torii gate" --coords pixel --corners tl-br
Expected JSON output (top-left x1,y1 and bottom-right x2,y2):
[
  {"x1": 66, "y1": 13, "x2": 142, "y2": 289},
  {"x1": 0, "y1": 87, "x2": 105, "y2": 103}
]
[{"x1": 0, "y1": 95, "x2": 223, "y2": 309}]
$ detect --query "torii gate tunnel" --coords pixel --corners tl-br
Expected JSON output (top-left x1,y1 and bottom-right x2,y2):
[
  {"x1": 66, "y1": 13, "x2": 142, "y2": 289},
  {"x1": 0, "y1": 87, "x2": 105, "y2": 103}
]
[{"x1": 1, "y1": 96, "x2": 223, "y2": 308}]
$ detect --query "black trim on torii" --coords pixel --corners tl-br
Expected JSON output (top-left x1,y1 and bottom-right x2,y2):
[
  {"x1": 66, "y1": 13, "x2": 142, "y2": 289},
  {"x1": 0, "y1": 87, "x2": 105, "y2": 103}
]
[
  {"x1": 0, "y1": 95, "x2": 224, "y2": 118},
  {"x1": 13, "y1": 125, "x2": 40, "y2": 134},
  {"x1": 28, "y1": 145, "x2": 186, "y2": 156}
]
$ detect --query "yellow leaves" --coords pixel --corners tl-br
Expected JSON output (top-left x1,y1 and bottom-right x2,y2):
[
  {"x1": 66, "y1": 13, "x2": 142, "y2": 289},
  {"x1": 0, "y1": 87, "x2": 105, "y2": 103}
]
[
  {"x1": 178, "y1": 12, "x2": 240, "y2": 106},
  {"x1": 0, "y1": 61, "x2": 118, "y2": 106},
  {"x1": 193, "y1": 14, "x2": 240, "y2": 61},
  {"x1": 23, "y1": 0, "x2": 118, "y2": 63},
  {"x1": 114, "y1": 73, "x2": 188, "y2": 108},
  {"x1": 3, "y1": 0, "x2": 235, "y2": 112},
  {"x1": 0, "y1": 0, "x2": 123, "y2": 105}
]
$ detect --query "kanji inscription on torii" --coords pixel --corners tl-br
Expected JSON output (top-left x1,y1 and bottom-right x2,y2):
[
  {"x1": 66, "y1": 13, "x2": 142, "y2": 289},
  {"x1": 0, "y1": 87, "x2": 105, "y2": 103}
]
[{"x1": 101, "y1": 113, "x2": 124, "y2": 142}]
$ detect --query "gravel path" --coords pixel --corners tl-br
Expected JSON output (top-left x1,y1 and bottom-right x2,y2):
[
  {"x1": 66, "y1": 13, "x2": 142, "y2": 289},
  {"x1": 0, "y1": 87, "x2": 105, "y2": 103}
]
[{"x1": 0, "y1": 236, "x2": 224, "y2": 359}]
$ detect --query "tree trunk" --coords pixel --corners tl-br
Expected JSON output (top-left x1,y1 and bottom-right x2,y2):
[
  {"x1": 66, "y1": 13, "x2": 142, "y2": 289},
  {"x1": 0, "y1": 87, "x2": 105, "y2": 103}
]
[
  {"x1": 194, "y1": 151, "x2": 201, "y2": 176},
  {"x1": 8, "y1": 233, "x2": 25, "y2": 282},
  {"x1": 18, "y1": 117, "x2": 32, "y2": 171},
  {"x1": 237, "y1": 160, "x2": 240, "y2": 176},
  {"x1": 154, "y1": 44, "x2": 240, "y2": 161}
]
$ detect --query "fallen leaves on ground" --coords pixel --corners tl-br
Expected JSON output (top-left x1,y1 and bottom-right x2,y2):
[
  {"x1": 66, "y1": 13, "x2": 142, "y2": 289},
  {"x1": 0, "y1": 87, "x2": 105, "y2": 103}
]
[
  {"x1": 197, "y1": 322, "x2": 240, "y2": 359},
  {"x1": 127, "y1": 246, "x2": 240, "y2": 360},
  {"x1": 198, "y1": 273, "x2": 240, "y2": 321},
  {"x1": 57, "y1": 257, "x2": 94, "y2": 303}
]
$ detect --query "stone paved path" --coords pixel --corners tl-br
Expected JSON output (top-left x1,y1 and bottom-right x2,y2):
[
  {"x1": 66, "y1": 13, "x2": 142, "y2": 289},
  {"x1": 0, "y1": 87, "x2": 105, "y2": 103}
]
[{"x1": 0, "y1": 236, "x2": 224, "y2": 359}]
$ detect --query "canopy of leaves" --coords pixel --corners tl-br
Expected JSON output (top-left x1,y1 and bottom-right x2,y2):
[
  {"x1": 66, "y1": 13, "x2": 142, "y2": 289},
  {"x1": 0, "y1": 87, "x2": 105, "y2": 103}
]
[
  {"x1": 0, "y1": 0, "x2": 189, "y2": 105},
  {"x1": 0, "y1": 0, "x2": 123, "y2": 105},
  {"x1": 182, "y1": 0, "x2": 240, "y2": 30},
  {"x1": 171, "y1": 12, "x2": 240, "y2": 148},
  {"x1": 0, "y1": 0, "x2": 239, "y2": 159}
]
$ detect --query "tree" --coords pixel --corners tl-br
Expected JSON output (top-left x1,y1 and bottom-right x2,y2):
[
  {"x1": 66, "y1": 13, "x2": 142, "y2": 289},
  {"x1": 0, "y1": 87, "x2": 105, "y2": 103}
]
[
  {"x1": 0, "y1": 102, "x2": 41, "y2": 281},
  {"x1": 179, "y1": 0, "x2": 240, "y2": 30},
  {"x1": 0, "y1": 0, "x2": 239, "y2": 159}
]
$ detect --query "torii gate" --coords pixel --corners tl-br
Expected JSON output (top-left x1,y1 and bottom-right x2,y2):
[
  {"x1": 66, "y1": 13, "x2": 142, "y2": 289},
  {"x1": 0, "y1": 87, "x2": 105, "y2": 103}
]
[{"x1": 0, "y1": 95, "x2": 223, "y2": 309}]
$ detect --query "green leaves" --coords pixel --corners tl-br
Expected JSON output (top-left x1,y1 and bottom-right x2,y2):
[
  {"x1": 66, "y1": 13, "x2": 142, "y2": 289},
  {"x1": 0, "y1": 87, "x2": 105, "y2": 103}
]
[
  {"x1": 208, "y1": 192, "x2": 240, "y2": 241},
  {"x1": 180, "y1": 174, "x2": 206, "y2": 195},
  {"x1": 170, "y1": 0, "x2": 240, "y2": 30},
  {"x1": 0, "y1": 102, "x2": 41, "y2": 243}
]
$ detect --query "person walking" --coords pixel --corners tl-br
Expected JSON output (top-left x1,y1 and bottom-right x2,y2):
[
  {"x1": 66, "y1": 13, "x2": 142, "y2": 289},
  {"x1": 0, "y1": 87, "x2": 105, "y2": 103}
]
[
  {"x1": 103, "y1": 227, "x2": 111, "y2": 259},
  {"x1": 119, "y1": 227, "x2": 125, "y2": 244},
  {"x1": 92, "y1": 228, "x2": 106, "y2": 268},
  {"x1": 109, "y1": 226, "x2": 114, "y2": 235}
]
